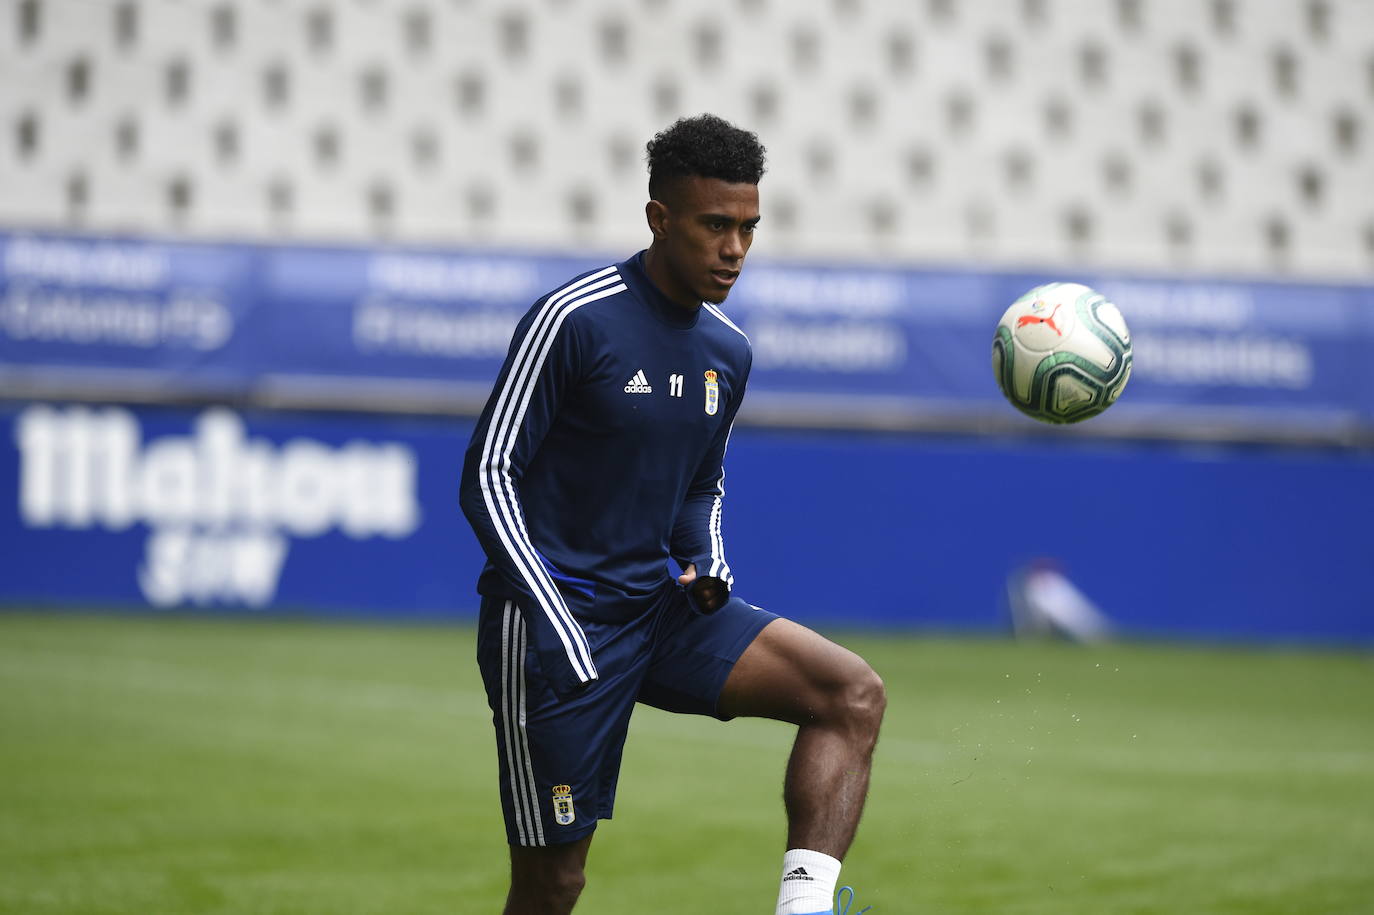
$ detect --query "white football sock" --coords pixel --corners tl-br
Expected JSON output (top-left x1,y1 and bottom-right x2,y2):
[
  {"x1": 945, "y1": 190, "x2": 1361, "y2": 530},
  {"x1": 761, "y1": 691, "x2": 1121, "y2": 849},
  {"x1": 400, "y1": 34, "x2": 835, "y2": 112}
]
[{"x1": 775, "y1": 848, "x2": 841, "y2": 915}]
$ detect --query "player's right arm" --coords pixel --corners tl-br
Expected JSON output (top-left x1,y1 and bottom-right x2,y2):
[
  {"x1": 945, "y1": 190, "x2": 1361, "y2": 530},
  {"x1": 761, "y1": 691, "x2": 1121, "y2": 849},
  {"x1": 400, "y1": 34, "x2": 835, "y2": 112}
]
[{"x1": 460, "y1": 274, "x2": 621, "y2": 697}]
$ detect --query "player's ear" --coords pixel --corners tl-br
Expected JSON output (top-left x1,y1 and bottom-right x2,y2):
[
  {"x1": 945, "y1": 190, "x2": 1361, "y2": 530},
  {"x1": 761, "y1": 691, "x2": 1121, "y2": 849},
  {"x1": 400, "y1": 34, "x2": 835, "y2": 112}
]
[{"x1": 646, "y1": 199, "x2": 669, "y2": 241}]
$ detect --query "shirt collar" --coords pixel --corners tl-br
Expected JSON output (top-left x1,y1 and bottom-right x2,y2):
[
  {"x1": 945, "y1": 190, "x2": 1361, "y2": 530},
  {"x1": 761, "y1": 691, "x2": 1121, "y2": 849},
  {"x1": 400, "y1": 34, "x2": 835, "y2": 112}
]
[{"x1": 618, "y1": 250, "x2": 701, "y2": 329}]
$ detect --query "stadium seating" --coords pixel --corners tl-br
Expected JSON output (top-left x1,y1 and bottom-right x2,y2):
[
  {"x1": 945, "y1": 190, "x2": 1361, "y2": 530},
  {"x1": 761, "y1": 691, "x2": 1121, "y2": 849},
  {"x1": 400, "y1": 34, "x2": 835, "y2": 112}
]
[{"x1": 0, "y1": 0, "x2": 1370, "y2": 277}]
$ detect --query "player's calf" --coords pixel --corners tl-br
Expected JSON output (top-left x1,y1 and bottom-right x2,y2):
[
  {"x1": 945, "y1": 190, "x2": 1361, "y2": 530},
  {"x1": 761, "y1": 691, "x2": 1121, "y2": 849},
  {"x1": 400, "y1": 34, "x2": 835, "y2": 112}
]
[{"x1": 781, "y1": 660, "x2": 885, "y2": 857}]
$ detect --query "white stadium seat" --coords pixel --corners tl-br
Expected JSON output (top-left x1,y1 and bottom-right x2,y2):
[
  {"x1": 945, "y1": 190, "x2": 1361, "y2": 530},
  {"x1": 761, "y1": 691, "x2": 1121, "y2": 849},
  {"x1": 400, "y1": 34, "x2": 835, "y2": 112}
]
[{"x1": 0, "y1": 0, "x2": 1368, "y2": 280}]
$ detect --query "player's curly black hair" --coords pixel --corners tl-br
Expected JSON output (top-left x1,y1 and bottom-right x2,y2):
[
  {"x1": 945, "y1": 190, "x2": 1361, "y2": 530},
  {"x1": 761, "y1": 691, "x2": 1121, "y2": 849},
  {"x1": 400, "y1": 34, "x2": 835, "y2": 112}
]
[{"x1": 645, "y1": 114, "x2": 766, "y2": 202}]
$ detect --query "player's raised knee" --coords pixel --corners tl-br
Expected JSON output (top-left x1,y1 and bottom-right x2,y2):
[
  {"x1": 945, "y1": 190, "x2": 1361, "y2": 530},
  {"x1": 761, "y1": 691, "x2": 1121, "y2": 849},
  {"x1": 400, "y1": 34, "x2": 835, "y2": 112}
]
[{"x1": 837, "y1": 662, "x2": 886, "y2": 741}]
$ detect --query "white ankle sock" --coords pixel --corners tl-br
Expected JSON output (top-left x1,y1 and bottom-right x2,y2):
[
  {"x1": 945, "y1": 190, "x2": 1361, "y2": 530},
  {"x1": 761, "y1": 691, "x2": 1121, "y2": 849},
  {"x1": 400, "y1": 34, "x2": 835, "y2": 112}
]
[{"x1": 775, "y1": 848, "x2": 841, "y2": 915}]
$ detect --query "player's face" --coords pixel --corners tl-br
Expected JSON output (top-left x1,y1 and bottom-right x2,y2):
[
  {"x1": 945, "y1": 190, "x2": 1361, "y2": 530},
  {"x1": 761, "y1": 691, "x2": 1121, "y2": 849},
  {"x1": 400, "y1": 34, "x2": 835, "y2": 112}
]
[{"x1": 647, "y1": 176, "x2": 760, "y2": 307}]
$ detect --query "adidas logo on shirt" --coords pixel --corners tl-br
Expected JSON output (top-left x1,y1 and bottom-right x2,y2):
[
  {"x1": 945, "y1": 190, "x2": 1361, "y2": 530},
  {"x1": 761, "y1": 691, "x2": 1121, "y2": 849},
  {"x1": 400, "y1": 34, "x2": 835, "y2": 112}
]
[
  {"x1": 623, "y1": 370, "x2": 653, "y2": 394},
  {"x1": 782, "y1": 867, "x2": 814, "y2": 882}
]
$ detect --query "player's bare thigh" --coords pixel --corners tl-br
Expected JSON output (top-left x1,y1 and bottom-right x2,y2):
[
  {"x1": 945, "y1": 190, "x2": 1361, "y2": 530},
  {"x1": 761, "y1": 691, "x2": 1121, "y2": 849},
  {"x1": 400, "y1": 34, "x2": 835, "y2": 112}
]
[{"x1": 717, "y1": 618, "x2": 885, "y2": 725}]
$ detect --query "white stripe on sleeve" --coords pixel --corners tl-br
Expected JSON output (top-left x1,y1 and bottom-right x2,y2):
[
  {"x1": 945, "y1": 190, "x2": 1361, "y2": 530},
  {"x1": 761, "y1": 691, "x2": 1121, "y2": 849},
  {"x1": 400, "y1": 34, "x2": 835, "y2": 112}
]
[
  {"x1": 478, "y1": 268, "x2": 625, "y2": 685},
  {"x1": 706, "y1": 422, "x2": 735, "y2": 587}
]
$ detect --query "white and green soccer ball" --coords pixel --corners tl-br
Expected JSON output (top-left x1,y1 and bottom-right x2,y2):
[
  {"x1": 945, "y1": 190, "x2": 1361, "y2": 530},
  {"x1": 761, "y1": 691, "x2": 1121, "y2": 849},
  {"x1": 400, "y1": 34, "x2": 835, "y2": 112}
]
[{"x1": 991, "y1": 282, "x2": 1132, "y2": 424}]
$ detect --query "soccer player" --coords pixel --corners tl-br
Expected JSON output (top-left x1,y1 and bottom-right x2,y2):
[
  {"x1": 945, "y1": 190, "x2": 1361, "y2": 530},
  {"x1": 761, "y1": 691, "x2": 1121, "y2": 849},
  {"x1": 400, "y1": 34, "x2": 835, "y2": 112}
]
[{"x1": 459, "y1": 114, "x2": 885, "y2": 915}]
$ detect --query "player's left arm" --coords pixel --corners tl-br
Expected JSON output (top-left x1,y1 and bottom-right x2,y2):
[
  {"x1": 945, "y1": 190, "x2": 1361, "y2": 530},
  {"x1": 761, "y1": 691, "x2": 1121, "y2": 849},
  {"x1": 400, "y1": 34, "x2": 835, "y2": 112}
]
[{"x1": 670, "y1": 367, "x2": 749, "y2": 608}]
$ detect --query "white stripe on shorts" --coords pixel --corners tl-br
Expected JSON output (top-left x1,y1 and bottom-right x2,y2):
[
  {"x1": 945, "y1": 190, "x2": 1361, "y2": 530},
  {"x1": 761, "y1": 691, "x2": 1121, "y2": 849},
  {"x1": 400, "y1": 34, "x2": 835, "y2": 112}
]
[{"x1": 502, "y1": 601, "x2": 546, "y2": 846}]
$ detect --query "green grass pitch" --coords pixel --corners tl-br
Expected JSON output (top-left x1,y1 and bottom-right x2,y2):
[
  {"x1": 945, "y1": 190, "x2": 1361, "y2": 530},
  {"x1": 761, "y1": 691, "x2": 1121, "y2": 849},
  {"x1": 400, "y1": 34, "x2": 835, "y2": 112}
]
[{"x1": 2, "y1": 611, "x2": 1372, "y2": 914}]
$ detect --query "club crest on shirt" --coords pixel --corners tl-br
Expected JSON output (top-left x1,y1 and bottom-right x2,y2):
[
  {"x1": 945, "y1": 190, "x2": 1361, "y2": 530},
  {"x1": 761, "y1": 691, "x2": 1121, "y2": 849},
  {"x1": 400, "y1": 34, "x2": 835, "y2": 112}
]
[
  {"x1": 551, "y1": 784, "x2": 576, "y2": 826},
  {"x1": 703, "y1": 370, "x2": 720, "y2": 416}
]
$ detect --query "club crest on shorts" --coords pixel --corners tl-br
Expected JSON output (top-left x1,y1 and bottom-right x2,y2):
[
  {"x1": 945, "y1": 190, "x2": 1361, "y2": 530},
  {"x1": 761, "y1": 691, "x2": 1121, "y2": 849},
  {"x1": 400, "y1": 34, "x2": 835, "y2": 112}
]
[
  {"x1": 703, "y1": 370, "x2": 719, "y2": 416},
  {"x1": 551, "y1": 784, "x2": 576, "y2": 826}
]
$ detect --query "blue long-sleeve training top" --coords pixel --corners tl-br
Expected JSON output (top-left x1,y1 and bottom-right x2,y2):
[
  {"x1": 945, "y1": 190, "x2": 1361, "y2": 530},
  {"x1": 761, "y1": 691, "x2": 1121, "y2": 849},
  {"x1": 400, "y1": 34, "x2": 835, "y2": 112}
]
[{"x1": 459, "y1": 250, "x2": 752, "y2": 696}]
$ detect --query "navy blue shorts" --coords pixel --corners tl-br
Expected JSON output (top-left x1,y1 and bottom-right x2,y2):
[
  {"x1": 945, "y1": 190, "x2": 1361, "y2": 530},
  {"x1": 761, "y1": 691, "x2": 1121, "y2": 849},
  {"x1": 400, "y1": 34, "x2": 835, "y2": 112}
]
[{"x1": 476, "y1": 585, "x2": 778, "y2": 846}]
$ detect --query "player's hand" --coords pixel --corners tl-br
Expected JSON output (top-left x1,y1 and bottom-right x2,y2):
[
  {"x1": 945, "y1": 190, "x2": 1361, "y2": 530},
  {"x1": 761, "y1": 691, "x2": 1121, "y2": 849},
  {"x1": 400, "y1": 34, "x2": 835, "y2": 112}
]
[{"x1": 679, "y1": 564, "x2": 729, "y2": 614}]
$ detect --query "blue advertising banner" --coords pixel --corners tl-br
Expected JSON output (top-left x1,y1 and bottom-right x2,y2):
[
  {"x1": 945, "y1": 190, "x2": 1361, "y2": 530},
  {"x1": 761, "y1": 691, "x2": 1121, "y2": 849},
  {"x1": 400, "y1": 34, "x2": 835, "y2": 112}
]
[
  {"x1": 729, "y1": 264, "x2": 1373, "y2": 441},
  {"x1": 3, "y1": 231, "x2": 1372, "y2": 441},
  {"x1": 2, "y1": 402, "x2": 1370, "y2": 643},
  {"x1": 0, "y1": 401, "x2": 477, "y2": 615}
]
